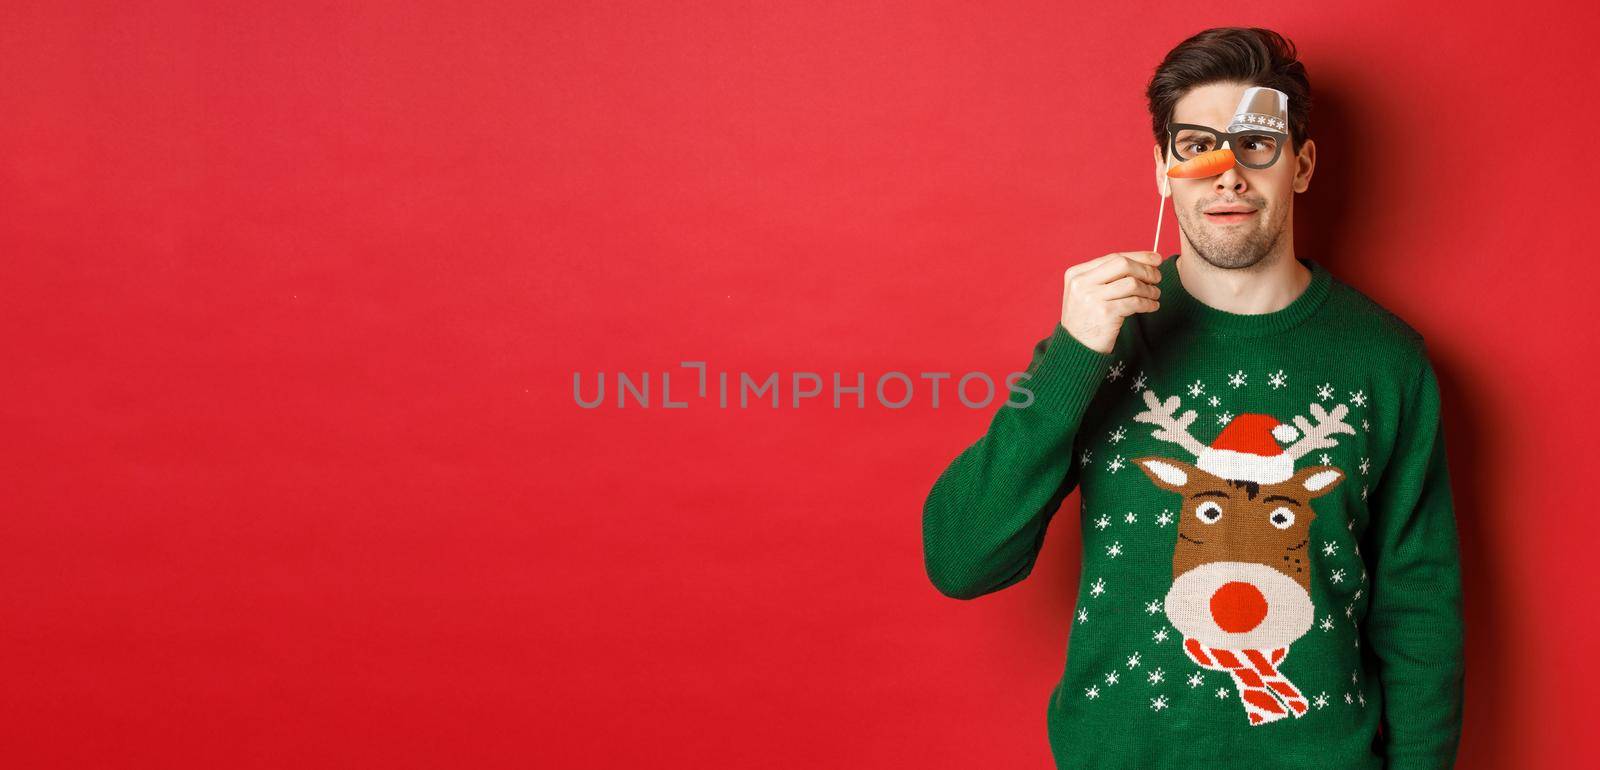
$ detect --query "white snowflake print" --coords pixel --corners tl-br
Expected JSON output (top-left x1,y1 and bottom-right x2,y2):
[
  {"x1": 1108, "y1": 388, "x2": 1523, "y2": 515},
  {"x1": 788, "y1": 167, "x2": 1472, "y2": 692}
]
[
  {"x1": 1090, "y1": 577, "x2": 1107, "y2": 597},
  {"x1": 1124, "y1": 511, "x2": 1138, "y2": 524},
  {"x1": 1106, "y1": 541, "x2": 1124, "y2": 558},
  {"x1": 1347, "y1": 519, "x2": 1355, "y2": 531},
  {"x1": 1147, "y1": 667, "x2": 1165, "y2": 685},
  {"x1": 1094, "y1": 514, "x2": 1111, "y2": 530},
  {"x1": 1351, "y1": 670, "x2": 1358, "y2": 685},
  {"x1": 1215, "y1": 410, "x2": 1234, "y2": 426},
  {"x1": 1107, "y1": 361, "x2": 1125, "y2": 381},
  {"x1": 1152, "y1": 628, "x2": 1169, "y2": 643},
  {"x1": 1345, "y1": 604, "x2": 1354, "y2": 619},
  {"x1": 1080, "y1": 448, "x2": 1093, "y2": 465},
  {"x1": 1361, "y1": 418, "x2": 1370, "y2": 431},
  {"x1": 1186, "y1": 379, "x2": 1206, "y2": 397},
  {"x1": 1319, "y1": 615, "x2": 1335, "y2": 632},
  {"x1": 1155, "y1": 509, "x2": 1173, "y2": 527},
  {"x1": 1359, "y1": 457, "x2": 1370, "y2": 475},
  {"x1": 1215, "y1": 687, "x2": 1230, "y2": 700},
  {"x1": 1358, "y1": 691, "x2": 1366, "y2": 707},
  {"x1": 1228, "y1": 369, "x2": 1247, "y2": 388},
  {"x1": 1330, "y1": 569, "x2": 1346, "y2": 584},
  {"x1": 1131, "y1": 371, "x2": 1147, "y2": 391},
  {"x1": 1319, "y1": 452, "x2": 1333, "y2": 464},
  {"x1": 1316, "y1": 382, "x2": 1334, "y2": 401},
  {"x1": 1186, "y1": 672, "x2": 1204, "y2": 688},
  {"x1": 1360, "y1": 567, "x2": 1367, "y2": 583},
  {"x1": 1361, "y1": 484, "x2": 1368, "y2": 501},
  {"x1": 1144, "y1": 600, "x2": 1163, "y2": 615},
  {"x1": 1349, "y1": 389, "x2": 1368, "y2": 407},
  {"x1": 1126, "y1": 652, "x2": 1142, "y2": 669},
  {"x1": 1268, "y1": 369, "x2": 1287, "y2": 389},
  {"x1": 1106, "y1": 455, "x2": 1125, "y2": 473},
  {"x1": 1085, "y1": 685, "x2": 1101, "y2": 699},
  {"x1": 1105, "y1": 671, "x2": 1120, "y2": 686},
  {"x1": 1353, "y1": 588, "x2": 1362, "y2": 601},
  {"x1": 1077, "y1": 607, "x2": 1089, "y2": 623},
  {"x1": 1109, "y1": 426, "x2": 1126, "y2": 444},
  {"x1": 1207, "y1": 395, "x2": 1220, "y2": 407},
  {"x1": 1150, "y1": 695, "x2": 1170, "y2": 711},
  {"x1": 1344, "y1": 692, "x2": 1354, "y2": 705},
  {"x1": 1313, "y1": 692, "x2": 1330, "y2": 709},
  {"x1": 1322, "y1": 541, "x2": 1339, "y2": 557}
]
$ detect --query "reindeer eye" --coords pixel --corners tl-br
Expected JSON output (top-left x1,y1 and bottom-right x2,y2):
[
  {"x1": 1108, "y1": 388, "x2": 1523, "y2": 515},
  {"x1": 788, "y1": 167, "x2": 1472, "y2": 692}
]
[
  {"x1": 1195, "y1": 501, "x2": 1223, "y2": 524},
  {"x1": 1269, "y1": 506, "x2": 1296, "y2": 529}
]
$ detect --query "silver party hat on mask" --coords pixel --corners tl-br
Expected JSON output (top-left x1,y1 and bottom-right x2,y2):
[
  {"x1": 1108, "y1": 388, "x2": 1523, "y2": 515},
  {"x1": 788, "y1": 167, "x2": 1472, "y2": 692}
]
[{"x1": 1227, "y1": 86, "x2": 1289, "y2": 134}]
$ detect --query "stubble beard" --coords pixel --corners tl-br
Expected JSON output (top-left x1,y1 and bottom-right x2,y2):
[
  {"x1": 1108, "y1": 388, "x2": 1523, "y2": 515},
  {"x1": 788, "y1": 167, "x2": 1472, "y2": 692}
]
[{"x1": 1177, "y1": 199, "x2": 1288, "y2": 270}]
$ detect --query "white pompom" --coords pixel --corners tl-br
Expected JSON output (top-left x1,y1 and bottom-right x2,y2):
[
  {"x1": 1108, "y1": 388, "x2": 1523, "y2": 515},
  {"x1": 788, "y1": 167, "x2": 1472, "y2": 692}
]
[{"x1": 1272, "y1": 424, "x2": 1299, "y2": 443}]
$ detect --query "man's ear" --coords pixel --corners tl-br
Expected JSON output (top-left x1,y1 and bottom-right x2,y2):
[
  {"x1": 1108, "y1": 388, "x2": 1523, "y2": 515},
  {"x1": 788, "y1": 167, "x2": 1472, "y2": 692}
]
[
  {"x1": 1153, "y1": 142, "x2": 1170, "y2": 197},
  {"x1": 1292, "y1": 137, "x2": 1316, "y2": 193}
]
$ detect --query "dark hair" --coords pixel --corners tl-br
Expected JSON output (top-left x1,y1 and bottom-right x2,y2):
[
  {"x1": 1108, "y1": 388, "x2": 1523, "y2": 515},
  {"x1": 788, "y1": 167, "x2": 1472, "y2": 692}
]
[{"x1": 1146, "y1": 27, "x2": 1311, "y2": 160}]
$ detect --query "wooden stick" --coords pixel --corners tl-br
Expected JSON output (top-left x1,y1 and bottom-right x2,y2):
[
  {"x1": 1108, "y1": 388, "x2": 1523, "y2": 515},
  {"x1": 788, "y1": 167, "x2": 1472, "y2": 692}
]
[{"x1": 1152, "y1": 153, "x2": 1173, "y2": 254}]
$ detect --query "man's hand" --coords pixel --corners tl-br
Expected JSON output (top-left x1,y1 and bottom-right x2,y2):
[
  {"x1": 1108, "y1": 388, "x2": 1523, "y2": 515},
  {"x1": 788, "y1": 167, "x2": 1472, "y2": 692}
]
[{"x1": 1060, "y1": 251, "x2": 1164, "y2": 354}]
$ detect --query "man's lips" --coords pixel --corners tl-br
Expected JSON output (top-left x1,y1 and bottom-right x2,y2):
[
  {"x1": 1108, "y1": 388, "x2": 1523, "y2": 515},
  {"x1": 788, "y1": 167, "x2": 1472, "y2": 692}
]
[{"x1": 1204, "y1": 209, "x2": 1257, "y2": 224}]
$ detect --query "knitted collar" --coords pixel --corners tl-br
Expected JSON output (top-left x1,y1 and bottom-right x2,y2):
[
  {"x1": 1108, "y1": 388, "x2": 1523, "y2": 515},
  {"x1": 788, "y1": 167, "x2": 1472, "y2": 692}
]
[{"x1": 1157, "y1": 253, "x2": 1332, "y2": 338}]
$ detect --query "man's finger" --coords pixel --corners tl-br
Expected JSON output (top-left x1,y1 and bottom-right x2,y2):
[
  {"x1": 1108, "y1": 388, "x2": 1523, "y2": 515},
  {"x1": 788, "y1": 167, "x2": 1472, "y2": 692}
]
[
  {"x1": 1082, "y1": 253, "x2": 1162, "y2": 287},
  {"x1": 1065, "y1": 252, "x2": 1122, "y2": 280},
  {"x1": 1096, "y1": 275, "x2": 1163, "y2": 301}
]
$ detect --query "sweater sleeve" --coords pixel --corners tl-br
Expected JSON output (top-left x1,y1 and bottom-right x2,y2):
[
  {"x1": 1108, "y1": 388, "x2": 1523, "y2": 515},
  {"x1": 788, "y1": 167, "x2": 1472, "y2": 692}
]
[
  {"x1": 1363, "y1": 347, "x2": 1466, "y2": 769},
  {"x1": 921, "y1": 323, "x2": 1114, "y2": 600}
]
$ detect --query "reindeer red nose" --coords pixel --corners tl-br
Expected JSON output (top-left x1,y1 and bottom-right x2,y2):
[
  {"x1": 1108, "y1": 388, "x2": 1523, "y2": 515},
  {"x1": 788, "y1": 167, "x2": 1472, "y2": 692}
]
[{"x1": 1210, "y1": 581, "x2": 1269, "y2": 633}]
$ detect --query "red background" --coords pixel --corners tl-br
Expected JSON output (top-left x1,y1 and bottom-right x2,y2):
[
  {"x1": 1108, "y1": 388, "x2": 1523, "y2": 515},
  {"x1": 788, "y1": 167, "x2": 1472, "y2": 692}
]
[{"x1": 3, "y1": 2, "x2": 1595, "y2": 767}]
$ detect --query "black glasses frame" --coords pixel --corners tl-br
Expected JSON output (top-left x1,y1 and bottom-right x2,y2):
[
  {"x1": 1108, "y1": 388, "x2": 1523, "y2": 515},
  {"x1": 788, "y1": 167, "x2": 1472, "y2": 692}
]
[{"x1": 1167, "y1": 122, "x2": 1288, "y2": 170}]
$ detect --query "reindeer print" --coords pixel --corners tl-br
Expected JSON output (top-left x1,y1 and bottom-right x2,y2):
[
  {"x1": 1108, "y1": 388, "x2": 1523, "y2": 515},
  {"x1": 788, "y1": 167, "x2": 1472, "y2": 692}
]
[{"x1": 1129, "y1": 389, "x2": 1352, "y2": 726}]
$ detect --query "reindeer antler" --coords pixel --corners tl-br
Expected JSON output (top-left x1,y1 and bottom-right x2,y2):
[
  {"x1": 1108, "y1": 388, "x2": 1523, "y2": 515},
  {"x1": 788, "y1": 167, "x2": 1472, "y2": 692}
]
[
  {"x1": 1281, "y1": 402, "x2": 1356, "y2": 460},
  {"x1": 1132, "y1": 390, "x2": 1211, "y2": 459}
]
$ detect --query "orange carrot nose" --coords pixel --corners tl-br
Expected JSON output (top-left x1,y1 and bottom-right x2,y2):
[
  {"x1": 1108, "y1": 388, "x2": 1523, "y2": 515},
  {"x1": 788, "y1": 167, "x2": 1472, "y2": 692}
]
[
  {"x1": 1167, "y1": 148, "x2": 1236, "y2": 179},
  {"x1": 1210, "y1": 580, "x2": 1268, "y2": 633}
]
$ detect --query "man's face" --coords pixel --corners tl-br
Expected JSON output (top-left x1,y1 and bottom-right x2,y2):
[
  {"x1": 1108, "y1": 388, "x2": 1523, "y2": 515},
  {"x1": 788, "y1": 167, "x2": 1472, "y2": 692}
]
[{"x1": 1154, "y1": 82, "x2": 1315, "y2": 269}]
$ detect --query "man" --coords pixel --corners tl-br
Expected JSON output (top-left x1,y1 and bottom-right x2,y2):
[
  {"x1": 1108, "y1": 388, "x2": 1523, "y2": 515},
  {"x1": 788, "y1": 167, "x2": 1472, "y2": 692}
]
[{"x1": 921, "y1": 27, "x2": 1465, "y2": 769}]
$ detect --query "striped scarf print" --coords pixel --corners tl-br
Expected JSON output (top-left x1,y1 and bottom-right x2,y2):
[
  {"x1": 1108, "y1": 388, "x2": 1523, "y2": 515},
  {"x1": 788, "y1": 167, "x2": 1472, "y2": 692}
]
[{"x1": 1183, "y1": 636, "x2": 1309, "y2": 725}]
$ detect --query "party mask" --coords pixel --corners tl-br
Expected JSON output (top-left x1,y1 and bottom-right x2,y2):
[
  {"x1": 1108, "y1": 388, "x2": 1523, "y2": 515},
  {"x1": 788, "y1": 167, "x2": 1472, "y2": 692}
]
[
  {"x1": 1166, "y1": 86, "x2": 1290, "y2": 178},
  {"x1": 1150, "y1": 86, "x2": 1292, "y2": 252}
]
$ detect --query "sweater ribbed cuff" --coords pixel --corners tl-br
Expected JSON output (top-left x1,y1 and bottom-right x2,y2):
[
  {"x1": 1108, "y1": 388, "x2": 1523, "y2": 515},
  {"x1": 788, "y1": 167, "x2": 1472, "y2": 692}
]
[{"x1": 1022, "y1": 324, "x2": 1114, "y2": 421}]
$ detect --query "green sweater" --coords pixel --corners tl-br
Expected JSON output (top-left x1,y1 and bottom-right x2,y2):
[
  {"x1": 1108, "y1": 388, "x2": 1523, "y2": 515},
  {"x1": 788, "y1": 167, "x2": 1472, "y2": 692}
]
[{"x1": 923, "y1": 254, "x2": 1464, "y2": 769}]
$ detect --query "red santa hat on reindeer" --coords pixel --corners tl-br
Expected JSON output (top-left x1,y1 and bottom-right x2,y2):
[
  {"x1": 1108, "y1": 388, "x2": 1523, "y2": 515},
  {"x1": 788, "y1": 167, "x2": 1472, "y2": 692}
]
[{"x1": 1194, "y1": 413, "x2": 1303, "y2": 485}]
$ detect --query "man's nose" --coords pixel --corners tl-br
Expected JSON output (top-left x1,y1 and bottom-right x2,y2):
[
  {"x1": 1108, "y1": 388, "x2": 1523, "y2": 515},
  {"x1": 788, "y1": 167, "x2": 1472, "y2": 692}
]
[
  {"x1": 1214, "y1": 166, "x2": 1248, "y2": 192},
  {"x1": 1210, "y1": 580, "x2": 1268, "y2": 632}
]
